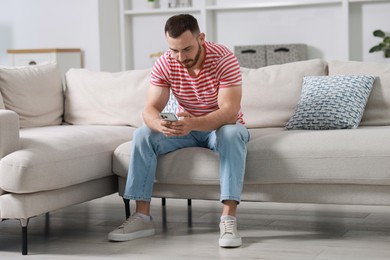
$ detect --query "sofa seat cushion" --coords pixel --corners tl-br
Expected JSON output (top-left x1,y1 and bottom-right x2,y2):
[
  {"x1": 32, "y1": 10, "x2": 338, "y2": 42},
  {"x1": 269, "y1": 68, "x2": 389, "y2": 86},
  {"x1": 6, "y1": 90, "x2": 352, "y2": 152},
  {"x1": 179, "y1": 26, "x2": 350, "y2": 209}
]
[
  {"x1": 246, "y1": 126, "x2": 390, "y2": 185},
  {"x1": 0, "y1": 125, "x2": 135, "y2": 193},
  {"x1": 113, "y1": 126, "x2": 390, "y2": 186},
  {"x1": 114, "y1": 144, "x2": 221, "y2": 185}
]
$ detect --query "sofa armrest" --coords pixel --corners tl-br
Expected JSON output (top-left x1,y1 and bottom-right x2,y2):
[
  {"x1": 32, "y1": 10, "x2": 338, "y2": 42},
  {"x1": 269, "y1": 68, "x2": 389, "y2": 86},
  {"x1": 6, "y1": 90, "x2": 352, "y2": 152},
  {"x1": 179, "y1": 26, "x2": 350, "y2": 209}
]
[{"x1": 0, "y1": 110, "x2": 20, "y2": 158}]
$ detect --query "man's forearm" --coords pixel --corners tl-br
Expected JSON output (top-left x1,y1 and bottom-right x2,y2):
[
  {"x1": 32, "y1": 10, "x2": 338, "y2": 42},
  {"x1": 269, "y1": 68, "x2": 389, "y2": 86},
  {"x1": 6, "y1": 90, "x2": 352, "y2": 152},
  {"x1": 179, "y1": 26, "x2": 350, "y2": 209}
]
[
  {"x1": 143, "y1": 107, "x2": 162, "y2": 132},
  {"x1": 187, "y1": 107, "x2": 239, "y2": 131}
]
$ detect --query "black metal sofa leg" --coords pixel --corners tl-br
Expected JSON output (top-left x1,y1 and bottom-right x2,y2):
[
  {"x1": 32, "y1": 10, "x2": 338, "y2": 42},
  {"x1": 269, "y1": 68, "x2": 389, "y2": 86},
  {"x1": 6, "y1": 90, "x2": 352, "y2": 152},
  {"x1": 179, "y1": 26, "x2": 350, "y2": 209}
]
[
  {"x1": 20, "y1": 218, "x2": 29, "y2": 255},
  {"x1": 123, "y1": 198, "x2": 130, "y2": 219},
  {"x1": 187, "y1": 199, "x2": 192, "y2": 227}
]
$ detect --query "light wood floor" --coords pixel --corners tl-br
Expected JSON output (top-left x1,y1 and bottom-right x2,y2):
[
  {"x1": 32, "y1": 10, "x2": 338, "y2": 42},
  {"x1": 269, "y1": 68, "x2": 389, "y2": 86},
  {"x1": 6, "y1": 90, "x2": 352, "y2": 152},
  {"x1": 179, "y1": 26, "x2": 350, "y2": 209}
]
[{"x1": 1, "y1": 194, "x2": 390, "y2": 259}]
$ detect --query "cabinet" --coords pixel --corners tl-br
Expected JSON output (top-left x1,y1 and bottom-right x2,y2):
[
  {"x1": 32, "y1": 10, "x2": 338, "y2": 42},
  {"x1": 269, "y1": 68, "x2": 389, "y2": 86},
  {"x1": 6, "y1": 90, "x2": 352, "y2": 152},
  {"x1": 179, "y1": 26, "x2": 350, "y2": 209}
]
[
  {"x1": 7, "y1": 48, "x2": 82, "y2": 78},
  {"x1": 119, "y1": 0, "x2": 390, "y2": 70}
]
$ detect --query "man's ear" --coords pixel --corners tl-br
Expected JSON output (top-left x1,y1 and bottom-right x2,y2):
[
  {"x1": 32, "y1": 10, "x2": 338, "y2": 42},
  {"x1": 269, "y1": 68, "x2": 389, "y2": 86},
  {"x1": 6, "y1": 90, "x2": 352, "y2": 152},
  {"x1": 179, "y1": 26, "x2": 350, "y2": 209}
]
[{"x1": 199, "y1": 32, "x2": 206, "y2": 44}]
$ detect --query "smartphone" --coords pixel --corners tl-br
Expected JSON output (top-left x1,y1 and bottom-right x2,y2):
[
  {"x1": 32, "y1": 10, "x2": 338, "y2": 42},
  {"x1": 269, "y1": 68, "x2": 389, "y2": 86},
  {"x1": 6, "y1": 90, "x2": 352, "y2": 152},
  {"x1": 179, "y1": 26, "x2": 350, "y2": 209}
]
[{"x1": 160, "y1": 112, "x2": 178, "y2": 121}]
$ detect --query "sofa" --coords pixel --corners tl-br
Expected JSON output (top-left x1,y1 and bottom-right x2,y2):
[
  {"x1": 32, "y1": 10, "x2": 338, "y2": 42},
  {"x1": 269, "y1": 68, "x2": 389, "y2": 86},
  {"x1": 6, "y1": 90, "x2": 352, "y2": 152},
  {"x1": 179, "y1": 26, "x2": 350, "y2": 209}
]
[{"x1": 1, "y1": 59, "x2": 390, "y2": 255}]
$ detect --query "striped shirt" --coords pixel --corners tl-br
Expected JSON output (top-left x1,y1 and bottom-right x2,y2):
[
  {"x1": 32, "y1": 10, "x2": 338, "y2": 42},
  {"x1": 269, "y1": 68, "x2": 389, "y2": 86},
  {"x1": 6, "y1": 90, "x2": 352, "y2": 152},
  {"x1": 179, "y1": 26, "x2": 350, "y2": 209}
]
[{"x1": 151, "y1": 41, "x2": 244, "y2": 124}]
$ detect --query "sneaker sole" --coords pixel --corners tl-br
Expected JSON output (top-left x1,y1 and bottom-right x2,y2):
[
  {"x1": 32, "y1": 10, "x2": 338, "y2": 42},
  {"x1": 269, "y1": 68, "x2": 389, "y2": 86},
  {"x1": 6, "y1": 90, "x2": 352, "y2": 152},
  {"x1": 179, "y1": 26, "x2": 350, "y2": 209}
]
[
  {"x1": 219, "y1": 237, "x2": 242, "y2": 248},
  {"x1": 108, "y1": 229, "x2": 155, "y2": 242}
]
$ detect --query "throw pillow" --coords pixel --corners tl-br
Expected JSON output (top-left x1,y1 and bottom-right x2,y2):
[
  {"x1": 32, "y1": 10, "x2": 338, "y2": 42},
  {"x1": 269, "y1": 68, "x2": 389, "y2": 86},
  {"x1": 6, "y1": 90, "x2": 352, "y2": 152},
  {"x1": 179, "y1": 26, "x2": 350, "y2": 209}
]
[
  {"x1": 0, "y1": 63, "x2": 63, "y2": 128},
  {"x1": 162, "y1": 90, "x2": 178, "y2": 114},
  {"x1": 240, "y1": 59, "x2": 328, "y2": 128},
  {"x1": 64, "y1": 68, "x2": 150, "y2": 127},
  {"x1": 285, "y1": 75, "x2": 376, "y2": 130},
  {"x1": 328, "y1": 60, "x2": 390, "y2": 126}
]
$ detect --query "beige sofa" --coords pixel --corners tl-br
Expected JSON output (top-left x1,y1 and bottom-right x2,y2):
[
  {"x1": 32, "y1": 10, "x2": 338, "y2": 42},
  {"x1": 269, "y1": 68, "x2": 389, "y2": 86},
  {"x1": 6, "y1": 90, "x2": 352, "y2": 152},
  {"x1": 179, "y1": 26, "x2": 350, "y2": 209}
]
[
  {"x1": 1, "y1": 59, "x2": 390, "y2": 255},
  {"x1": 113, "y1": 59, "x2": 390, "y2": 206}
]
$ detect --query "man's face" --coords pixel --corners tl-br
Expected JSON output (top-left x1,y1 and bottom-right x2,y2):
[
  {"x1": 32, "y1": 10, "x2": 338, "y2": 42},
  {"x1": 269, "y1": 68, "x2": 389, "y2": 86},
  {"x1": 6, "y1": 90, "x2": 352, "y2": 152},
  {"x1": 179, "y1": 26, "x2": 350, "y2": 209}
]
[{"x1": 166, "y1": 30, "x2": 204, "y2": 69}]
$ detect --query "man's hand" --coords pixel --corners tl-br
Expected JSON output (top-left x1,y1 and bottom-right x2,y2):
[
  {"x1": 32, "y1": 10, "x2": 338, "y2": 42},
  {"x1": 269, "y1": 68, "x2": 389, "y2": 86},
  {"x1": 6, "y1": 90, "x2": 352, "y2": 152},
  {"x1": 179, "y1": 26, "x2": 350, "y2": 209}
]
[{"x1": 160, "y1": 112, "x2": 192, "y2": 136}]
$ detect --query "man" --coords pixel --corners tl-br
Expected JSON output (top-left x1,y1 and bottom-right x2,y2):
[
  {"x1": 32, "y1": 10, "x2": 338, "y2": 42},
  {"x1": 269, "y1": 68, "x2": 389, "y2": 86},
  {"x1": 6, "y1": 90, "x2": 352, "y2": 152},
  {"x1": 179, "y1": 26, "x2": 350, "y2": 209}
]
[{"x1": 108, "y1": 14, "x2": 249, "y2": 248}]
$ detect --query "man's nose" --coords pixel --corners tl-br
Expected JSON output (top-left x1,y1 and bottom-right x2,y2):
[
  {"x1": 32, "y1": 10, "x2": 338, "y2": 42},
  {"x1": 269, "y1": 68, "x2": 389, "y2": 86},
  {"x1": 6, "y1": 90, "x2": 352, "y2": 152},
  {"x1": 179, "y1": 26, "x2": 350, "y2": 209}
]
[{"x1": 177, "y1": 52, "x2": 186, "y2": 61}]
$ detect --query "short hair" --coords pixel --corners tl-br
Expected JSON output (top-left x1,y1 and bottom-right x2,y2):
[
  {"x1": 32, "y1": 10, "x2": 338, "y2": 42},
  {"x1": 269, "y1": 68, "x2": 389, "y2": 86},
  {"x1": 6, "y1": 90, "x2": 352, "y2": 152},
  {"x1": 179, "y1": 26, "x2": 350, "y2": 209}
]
[{"x1": 164, "y1": 14, "x2": 200, "y2": 38}]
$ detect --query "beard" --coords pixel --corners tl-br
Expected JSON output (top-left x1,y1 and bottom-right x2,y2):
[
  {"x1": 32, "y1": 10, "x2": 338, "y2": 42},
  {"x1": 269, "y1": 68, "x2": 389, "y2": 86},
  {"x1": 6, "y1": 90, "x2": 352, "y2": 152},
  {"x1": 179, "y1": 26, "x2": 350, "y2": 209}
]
[{"x1": 181, "y1": 42, "x2": 202, "y2": 69}]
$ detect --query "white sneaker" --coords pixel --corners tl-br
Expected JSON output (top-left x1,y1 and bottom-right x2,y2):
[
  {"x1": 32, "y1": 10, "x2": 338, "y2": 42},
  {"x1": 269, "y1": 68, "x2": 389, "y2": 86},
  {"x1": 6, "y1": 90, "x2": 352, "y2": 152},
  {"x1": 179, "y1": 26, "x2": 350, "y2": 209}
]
[
  {"x1": 108, "y1": 212, "x2": 155, "y2": 242},
  {"x1": 219, "y1": 219, "x2": 242, "y2": 248}
]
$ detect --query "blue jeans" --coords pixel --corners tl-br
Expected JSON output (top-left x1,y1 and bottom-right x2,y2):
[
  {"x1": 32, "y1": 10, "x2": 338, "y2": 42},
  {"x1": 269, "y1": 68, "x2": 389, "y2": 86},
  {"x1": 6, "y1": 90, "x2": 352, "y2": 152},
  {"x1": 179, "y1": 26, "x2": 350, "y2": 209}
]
[{"x1": 123, "y1": 123, "x2": 250, "y2": 203}]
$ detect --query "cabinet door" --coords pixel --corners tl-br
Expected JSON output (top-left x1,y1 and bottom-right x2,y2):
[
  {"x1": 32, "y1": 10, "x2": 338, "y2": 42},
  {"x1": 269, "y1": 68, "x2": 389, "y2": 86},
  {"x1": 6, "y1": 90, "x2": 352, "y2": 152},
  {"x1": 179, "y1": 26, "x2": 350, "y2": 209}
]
[{"x1": 9, "y1": 53, "x2": 54, "y2": 66}]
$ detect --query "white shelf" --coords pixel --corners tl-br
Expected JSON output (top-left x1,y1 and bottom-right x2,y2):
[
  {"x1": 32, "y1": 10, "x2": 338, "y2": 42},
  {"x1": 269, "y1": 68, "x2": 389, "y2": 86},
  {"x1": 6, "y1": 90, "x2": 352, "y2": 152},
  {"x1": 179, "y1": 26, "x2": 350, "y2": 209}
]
[
  {"x1": 123, "y1": 7, "x2": 201, "y2": 16},
  {"x1": 205, "y1": 0, "x2": 390, "y2": 10},
  {"x1": 205, "y1": 0, "x2": 342, "y2": 11},
  {"x1": 349, "y1": 0, "x2": 390, "y2": 3}
]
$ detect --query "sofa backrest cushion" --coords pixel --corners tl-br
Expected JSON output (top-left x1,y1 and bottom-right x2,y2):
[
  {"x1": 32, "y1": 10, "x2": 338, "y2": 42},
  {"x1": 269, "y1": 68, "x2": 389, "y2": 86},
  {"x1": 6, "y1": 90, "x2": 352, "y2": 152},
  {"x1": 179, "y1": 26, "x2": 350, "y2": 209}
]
[
  {"x1": 64, "y1": 68, "x2": 150, "y2": 127},
  {"x1": 241, "y1": 59, "x2": 328, "y2": 128},
  {"x1": 328, "y1": 60, "x2": 390, "y2": 126},
  {"x1": 0, "y1": 63, "x2": 63, "y2": 128}
]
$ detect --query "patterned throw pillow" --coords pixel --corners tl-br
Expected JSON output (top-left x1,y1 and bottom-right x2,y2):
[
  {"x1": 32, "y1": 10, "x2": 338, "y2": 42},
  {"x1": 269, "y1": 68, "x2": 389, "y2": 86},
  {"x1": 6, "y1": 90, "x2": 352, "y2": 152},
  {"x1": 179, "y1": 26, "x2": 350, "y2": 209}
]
[
  {"x1": 162, "y1": 90, "x2": 178, "y2": 113},
  {"x1": 285, "y1": 75, "x2": 376, "y2": 130}
]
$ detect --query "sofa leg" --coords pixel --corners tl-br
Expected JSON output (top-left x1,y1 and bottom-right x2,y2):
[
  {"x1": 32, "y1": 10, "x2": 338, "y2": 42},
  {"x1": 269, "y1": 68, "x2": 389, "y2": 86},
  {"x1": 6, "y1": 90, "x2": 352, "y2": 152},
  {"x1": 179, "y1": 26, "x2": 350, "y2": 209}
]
[
  {"x1": 123, "y1": 198, "x2": 130, "y2": 219},
  {"x1": 187, "y1": 199, "x2": 192, "y2": 227},
  {"x1": 20, "y1": 218, "x2": 29, "y2": 255},
  {"x1": 45, "y1": 213, "x2": 50, "y2": 238},
  {"x1": 162, "y1": 202, "x2": 167, "y2": 232}
]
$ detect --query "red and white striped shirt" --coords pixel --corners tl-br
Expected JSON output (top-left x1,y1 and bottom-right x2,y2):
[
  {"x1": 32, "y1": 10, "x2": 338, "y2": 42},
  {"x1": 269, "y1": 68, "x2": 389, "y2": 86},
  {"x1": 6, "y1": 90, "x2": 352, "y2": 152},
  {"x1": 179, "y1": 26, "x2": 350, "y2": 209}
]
[{"x1": 151, "y1": 41, "x2": 244, "y2": 124}]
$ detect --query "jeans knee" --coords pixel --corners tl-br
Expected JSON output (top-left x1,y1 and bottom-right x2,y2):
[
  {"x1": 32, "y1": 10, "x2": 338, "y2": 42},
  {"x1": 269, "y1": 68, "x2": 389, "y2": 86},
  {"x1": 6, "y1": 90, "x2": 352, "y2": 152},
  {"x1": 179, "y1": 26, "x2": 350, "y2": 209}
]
[
  {"x1": 133, "y1": 125, "x2": 152, "y2": 140},
  {"x1": 132, "y1": 126, "x2": 149, "y2": 145},
  {"x1": 216, "y1": 124, "x2": 249, "y2": 143}
]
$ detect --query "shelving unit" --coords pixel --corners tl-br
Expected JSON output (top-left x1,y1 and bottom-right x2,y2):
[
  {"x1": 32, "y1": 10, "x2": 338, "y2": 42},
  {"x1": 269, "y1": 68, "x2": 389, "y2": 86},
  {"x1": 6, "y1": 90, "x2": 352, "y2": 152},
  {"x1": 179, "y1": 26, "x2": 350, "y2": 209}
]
[
  {"x1": 7, "y1": 48, "x2": 82, "y2": 79},
  {"x1": 123, "y1": 7, "x2": 201, "y2": 15},
  {"x1": 205, "y1": 0, "x2": 342, "y2": 10},
  {"x1": 119, "y1": 0, "x2": 390, "y2": 70}
]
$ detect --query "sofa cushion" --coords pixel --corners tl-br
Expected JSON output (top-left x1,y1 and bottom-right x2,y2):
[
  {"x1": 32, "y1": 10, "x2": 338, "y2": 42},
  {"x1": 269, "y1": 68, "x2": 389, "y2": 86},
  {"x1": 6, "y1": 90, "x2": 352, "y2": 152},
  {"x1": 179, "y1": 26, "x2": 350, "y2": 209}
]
[
  {"x1": 0, "y1": 91, "x2": 4, "y2": 109},
  {"x1": 285, "y1": 75, "x2": 375, "y2": 130},
  {"x1": 114, "y1": 144, "x2": 220, "y2": 185},
  {"x1": 328, "y1": 60, "x2": 390, "y2": 126},
  {"x1": 245, "y1": 126, "x2": 390, "y2": 185},
  {"x1": 113, "y1": 126, "x2": 390, "y2": 186},
  {"x1": 0, "y1": 110, "x2": 19, "y2": 159},
  {"x1": 64, "y1": 68, "x2": 150, "y2": 127},
  {"x1": 0, "y1": 125, "x2": 135, "y2": 193},
  {"x1": 240, "y1": 59, "x2": 328, "y2": 128},
  {"x1": 0, "y1": 63, "x2": 63, "y2": 128}
]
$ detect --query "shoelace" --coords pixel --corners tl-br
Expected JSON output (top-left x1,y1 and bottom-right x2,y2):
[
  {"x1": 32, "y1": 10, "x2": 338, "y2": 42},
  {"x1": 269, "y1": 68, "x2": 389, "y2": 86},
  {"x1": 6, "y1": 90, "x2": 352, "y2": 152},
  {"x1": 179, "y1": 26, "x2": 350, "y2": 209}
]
[
  {"x1": 221, "y1": 220, "x2": 235, "y2": 234},
  {"x1": 118, "y1": 215, "x2": 138, "y2": 229}
]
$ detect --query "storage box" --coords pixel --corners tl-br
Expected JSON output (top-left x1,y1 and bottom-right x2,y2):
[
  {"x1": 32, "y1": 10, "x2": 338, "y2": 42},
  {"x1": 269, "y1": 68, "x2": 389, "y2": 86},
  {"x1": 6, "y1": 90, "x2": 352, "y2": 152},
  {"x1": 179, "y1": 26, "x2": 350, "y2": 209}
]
[
  {"x1": 234, "y1": 45, "x2": 266, "y2": 68},
  {"x1": 266, "y1": 44, "x2": 307, "y2": 66}
]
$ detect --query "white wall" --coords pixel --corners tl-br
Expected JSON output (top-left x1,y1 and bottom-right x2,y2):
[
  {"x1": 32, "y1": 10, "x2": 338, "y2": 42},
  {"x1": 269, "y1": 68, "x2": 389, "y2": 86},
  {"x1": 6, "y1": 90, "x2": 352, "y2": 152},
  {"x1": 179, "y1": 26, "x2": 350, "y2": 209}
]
[{"x1": 0, "y1": 0, "x2": 121, "y2": 71}]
